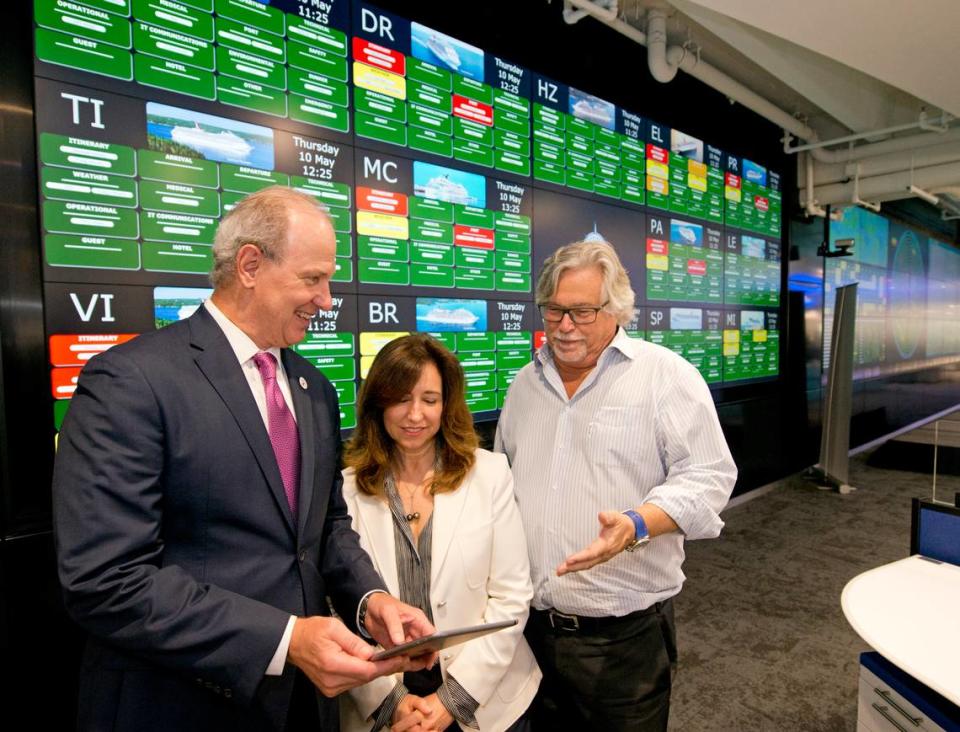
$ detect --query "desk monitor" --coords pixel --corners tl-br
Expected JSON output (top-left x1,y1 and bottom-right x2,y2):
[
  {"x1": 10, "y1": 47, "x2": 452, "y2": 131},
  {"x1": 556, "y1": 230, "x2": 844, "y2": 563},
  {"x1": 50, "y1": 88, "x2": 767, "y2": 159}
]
[{"x1": 910, "y1": 498, "x2": 960, "y2": 565}]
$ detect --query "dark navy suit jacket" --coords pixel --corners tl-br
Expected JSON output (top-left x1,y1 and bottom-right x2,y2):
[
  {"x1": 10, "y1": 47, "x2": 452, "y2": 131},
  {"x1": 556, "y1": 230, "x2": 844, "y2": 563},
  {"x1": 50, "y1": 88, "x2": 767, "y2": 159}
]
[{"x1": 53, "y1": 306, "x2": 385, "y2": 731}]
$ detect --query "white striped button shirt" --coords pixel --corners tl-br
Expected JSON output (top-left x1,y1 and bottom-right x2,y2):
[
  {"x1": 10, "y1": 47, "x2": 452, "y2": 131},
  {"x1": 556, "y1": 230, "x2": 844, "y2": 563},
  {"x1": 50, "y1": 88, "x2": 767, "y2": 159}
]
[{"x1": 494, "y1": 328, "x2": 737, "y2": 617}]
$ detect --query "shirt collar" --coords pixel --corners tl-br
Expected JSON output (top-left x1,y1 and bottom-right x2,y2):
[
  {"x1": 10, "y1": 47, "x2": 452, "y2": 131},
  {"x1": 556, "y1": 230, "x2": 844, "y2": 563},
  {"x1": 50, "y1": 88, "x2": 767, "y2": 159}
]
[
  {"x1": 203, "y1": 299, "x2": 282, "y2": 366},
  {"x1": 537, "y1": 325, "x2": 638, "y2": 370}
]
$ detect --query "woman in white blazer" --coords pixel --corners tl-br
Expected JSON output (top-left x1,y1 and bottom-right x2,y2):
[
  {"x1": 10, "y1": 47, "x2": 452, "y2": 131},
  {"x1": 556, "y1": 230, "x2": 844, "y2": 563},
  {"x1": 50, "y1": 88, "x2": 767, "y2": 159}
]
[{"x1": 340, "y1": 334, "x2": 540, "y2": 732}]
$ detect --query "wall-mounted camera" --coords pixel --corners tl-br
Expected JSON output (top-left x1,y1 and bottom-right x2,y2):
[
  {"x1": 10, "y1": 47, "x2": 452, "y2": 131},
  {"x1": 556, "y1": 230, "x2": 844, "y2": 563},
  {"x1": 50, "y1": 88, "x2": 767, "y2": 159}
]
[{"x1": 817, "y1": 237, "x2": 855, "y2": 258}]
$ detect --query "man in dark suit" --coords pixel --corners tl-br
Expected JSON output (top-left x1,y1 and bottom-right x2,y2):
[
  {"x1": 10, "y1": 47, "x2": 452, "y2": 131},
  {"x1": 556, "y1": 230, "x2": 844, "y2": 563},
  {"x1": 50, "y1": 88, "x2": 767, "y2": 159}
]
[{"x1": 53, "y1": 186, "x2": 434, "y2": 731}]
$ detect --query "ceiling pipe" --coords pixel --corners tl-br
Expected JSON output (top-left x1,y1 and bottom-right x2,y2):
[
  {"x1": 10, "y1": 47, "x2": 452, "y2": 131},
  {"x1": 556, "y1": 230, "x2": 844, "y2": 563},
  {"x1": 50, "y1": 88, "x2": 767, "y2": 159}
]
[
  {"x1": 785, "y1": 111, "x2": 952, "y2": 155},
  {"x1": 802, "y1": 152, "x2": 827, "y2": 218},
  {"x1": 811, "y1": 161, "x2": 960, "y2": 207},
  {"x1": 806, "y1": 141, "x2": 960, "y2": 186},
  {"x1": 564, "y1": 0, "x2": 958, "y2": 168}
]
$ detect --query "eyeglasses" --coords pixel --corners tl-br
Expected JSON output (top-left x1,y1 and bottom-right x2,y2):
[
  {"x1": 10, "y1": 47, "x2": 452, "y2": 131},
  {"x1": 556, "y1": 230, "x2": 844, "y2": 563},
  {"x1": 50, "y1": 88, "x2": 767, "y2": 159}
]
[{"x1": 538, "y1": 302, "x2": 609, "y2": 324}]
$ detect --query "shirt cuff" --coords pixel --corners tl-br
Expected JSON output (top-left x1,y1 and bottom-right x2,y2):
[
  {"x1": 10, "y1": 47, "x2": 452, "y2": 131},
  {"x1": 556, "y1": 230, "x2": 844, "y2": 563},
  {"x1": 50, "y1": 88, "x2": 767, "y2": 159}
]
[
  {"x1": 357, "y1": 589, "x2": 388, "y2": 639},
  {"x1": 371, "y1": 681, "x2": 408, "y2": 731},
  {"x1": 437, "y1": 674, "x2": 480, "y2": 730},
  {"x1": 265, "y1": 615, "x2": 297, "y2": 676}
]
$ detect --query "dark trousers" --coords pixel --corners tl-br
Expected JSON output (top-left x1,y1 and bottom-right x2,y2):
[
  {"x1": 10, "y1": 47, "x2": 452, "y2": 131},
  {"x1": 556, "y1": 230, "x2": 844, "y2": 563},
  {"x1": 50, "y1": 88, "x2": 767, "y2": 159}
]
[{"x1": 525, "y1": 599, "x2": 677, "y2": 732}]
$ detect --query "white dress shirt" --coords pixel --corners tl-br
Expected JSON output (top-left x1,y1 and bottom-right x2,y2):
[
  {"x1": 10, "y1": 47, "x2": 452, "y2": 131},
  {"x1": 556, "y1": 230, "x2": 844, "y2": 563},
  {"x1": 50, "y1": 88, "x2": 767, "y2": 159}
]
[
  {"x1": 203, "y1": 299, "x2": 298, "y2": 676},
  {"x1": 494, "y1": 327, "x2": 737, "y2": 617}
]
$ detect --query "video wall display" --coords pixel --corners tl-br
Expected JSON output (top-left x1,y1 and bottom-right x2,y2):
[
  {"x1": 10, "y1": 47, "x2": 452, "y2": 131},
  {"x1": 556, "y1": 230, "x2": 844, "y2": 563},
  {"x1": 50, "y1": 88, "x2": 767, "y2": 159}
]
[
  {"x1": 34, "y1": 0, "x2": 783, "y2": 439},
  {"x1": 825, "y1": 206, "x2": 960, "y2": 380}
]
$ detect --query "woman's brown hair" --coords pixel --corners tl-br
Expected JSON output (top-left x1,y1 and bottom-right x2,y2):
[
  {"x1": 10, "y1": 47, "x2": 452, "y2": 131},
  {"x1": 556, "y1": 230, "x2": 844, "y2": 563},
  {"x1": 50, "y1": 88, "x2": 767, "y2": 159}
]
[{"x1": 344, "y1": 334, "x2": 478, "y2": 496}]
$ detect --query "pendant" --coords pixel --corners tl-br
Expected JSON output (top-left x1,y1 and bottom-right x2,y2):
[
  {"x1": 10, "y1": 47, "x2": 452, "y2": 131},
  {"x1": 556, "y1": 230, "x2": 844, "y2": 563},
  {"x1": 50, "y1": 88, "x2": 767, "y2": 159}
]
[{"x1": 405, "y1": 512, "x2": 420, "y2": 522}]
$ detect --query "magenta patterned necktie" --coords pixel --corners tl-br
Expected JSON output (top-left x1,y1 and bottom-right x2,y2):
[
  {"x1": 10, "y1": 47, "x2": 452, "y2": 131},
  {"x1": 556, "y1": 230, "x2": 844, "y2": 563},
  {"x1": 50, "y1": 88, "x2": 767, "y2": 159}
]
[{"x1": 253, "y1": 352, "x2": 300, "y2": 519}]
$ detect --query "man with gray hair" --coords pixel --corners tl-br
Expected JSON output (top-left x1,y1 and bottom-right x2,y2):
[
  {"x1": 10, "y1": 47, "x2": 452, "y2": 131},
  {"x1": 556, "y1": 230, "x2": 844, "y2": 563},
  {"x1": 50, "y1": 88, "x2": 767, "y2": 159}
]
[
  {"x1": 53, "y1": 186, "x2": 434, "y2": 732},
  {"x1": 495, "y1": 239, "x2": 737, "y2": 731}
]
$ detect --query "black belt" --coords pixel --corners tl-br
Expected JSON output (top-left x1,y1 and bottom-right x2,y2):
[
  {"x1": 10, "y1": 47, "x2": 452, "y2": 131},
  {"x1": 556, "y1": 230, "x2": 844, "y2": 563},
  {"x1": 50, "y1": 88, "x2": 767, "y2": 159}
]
[{"x1": 530, "y1": 601, "x2": 667, "y2": 634}]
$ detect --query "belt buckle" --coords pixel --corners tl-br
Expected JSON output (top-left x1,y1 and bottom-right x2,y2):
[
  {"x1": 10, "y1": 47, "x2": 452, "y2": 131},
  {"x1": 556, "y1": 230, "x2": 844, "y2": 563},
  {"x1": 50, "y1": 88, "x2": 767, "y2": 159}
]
[{"x1": 548, "y1": 610, "x2": 580, "y2": 632}]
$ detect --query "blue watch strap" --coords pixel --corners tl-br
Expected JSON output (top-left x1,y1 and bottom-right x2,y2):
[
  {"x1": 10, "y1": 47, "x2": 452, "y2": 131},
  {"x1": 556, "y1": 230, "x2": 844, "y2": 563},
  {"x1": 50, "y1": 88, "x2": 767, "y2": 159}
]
[{"x1": 623, "y1": 509, "x2": 649, "y2": 540}]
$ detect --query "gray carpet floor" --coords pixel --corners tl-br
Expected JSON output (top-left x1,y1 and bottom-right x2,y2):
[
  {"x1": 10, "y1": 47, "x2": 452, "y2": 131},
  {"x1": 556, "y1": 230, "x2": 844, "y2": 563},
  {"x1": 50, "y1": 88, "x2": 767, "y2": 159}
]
[{"x1": 667, "y1": 452, "x2": 946, "y2": 732}]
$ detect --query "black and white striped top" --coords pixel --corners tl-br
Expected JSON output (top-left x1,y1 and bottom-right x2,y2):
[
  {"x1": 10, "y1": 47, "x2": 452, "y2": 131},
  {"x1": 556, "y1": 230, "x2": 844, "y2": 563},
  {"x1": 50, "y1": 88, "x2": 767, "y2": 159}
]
[{"x1": 369, "y1": 474, "x2": 480, "y2": 731}]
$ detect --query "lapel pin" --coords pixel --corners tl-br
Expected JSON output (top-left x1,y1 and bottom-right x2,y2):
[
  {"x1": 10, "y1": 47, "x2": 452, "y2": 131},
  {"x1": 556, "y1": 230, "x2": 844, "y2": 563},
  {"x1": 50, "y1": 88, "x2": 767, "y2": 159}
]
[{"x1": 299, "y1": 376, "x2": 308, "y2": 389}]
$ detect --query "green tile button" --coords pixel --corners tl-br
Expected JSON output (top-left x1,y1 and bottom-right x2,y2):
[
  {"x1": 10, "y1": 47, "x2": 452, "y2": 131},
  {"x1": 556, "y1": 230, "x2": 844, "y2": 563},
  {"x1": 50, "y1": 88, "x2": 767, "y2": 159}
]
[
  {"x1": 426, "y1": 332, "x2": 457, "y2": 350},
  {"x1": 409, "y1": 128, "x2": 453, "y2": 158},
  {"x1": 287, "y1": 39, "x2": 348, "y2": 80},
  {"x1": 465, "y1": 391, "x2": 497, "y2": 413},
  {"x1": 457, "y1": 332, "x2": 496, "y2": 352},
  {"x1": 35, "y1": 0, "x2": 132, "y2": 48},
  {"x1": 408, "y1": 79, "x2": 451, "y2": 113},
  {"x1": 567, "y1": 134, "x2": 594, "y2": 157},
  {"x1": 43, "y1": 200, "x2": 140, "y2": 239},
  {"x1": 495, "y1": 231, "x2": 530, "y2": 253},
  {"x1": 335, "y1": 232, "x2": 352, "y2": 257},
  {"x1": 215, "y1": 16, "x2": 285, "y2": 62},
  {"x1": 495, "y1": 129, "x2": 530, "y2": 157},
  {"x1": 286, "y1": 17, "x2": 347, "y2": 56},
  {"x1": 534, "y1": 104, "x2": 564, "y2": 129},
  {"x1": 621, "y1": 182, "x2": 645, "y2": 205},
  {"x1": 41, "y1": 168, "x2": 138, "y2": 208},
  {"x1": 497, "y1": 368, "x2": 521, "y2": 390},
  {"x1": 407, "y1": 57, "x2": 452, "y2": 91},
  {"x1": 333, "y1": 380, "x2": 357, "y2": 405},
  {"x1": 494, "y1": 89, "x2": 529, "y2": 116},
  {"x1": 40, "y1": 134, "x2": 136, "y2": 176},
  {"x1": 494, "y1": 109, "x2": 529, "y2": 136},
  {"x1": 333, "y1": 257, "x2": 353, "y2": 282},
  {"x1": 409, "y1": 105, "x2": 453, "y2": 135},
  {"x1": 411, "y1": 263, "x2": 455, "y2": 288},
  {"x1": 288, "y1": 68, "x2": 347, "y2": 106},
  {"x1": 35, "y1": 27, "x2": 133, "y2": 80},
  {"x1": 411, "y1": 219, "x2": 453, "y2": 245},
  {"x1": 131, "y1": 0, "x2": 213, "y2": 40},
  {"x1": 595, "y1": 177, "x2": 620, "y2": 199},
  {"x1": 220, "y1": 164, "x2": 289, "y2": 193},
  {"x1": 137, "y1": 150, "x2": 219, "y2": 187},
  {"x1": 54, "y1": 399, "x2": 70, "y2": 431},
  {"x1": 133, "y1": 22, "x2": 214, "y2": 70},
  {"x1": 455, "y1": 247, "x2": 494, "y2": 269},
  {"x1": 454, "y1": 118, "x2": 493, "y2": 146},
  {"x1": 566, "y1": 151, "x2": 592, "y2": 172},
  {"x1": 142, "y1": 240, "x2": 213, "y2": 273},
  {"x1": 339, "y1": 404, "x2": 357, "y2": 429},
  {"x1": 453, "y1": 140, "x2": 494, "y2": 168},
  {"x1": 496, "y1": 331, "x2": 532, "y2": 348},
  {"x1": 139, "y1": 180, "x2": 221, "y2": 217},
  {"x1": 355, "y1": 89, "x2": 407, "y2": 122},
  {"x1": 453, "y1": 76, "x2": 493, "y2": 104},
  {"x1": 495, "y1": 150, "x2": 530, "y2": 176},
  {"x1": 139, "y1": 210, "x2": 217, "y2": 244},
  {"x1": 566, "y1": 169, "x2": 594, "y2": 192},
  {"x1": 304, "y1": 355, "x2": 355, "y2": 382},
  {"x1": 359, "y1": 260, "x2": 410, "y2": 285},
  {"x1": 534, "y1": 140, "x2": 564, "y2": 165},
  {"x1": 295, "y1": 332, "x2": 357, "y2": 358},
  {"x1": 323, "y1": 206, "x2": 351, "y2": 233},
  {"x1": 496, "y1": 251, "x2": 530, "y2": 271},
  {"x1": 455, "y1": 268, "x2": 495, "y2": 290},
  {"x1": 45, "y1": 233, "x2": 140, "y2": 270},
  {"x1": 218, "y1": 77, "x2": 287, "y2": 116},
  {"x1": 596, "y1": 128, "x2": 619, "y2": 147},
  {"x1": 220, "y1": 190, "x2": 245, "y2": 211},
  {"x1": 494, "y1": 212, "x2": 531, "y2": 235},
  {"x1": 134, "y1": 54, "x2": 216, "y2": 99},
  {"x1": 496, "y1": 349, "x2": 532, "y2": 369},
  {"x1": 496, "y1": 271, "x2": 531, "y2": 292},
  {"x1": 409, "y1": 196, "x2": 453, "y2": 223},
  {"x1": 458, "y1": 351, "x2": 496, "y2": 372},
  {"x1": 355, "y1": 112, "x2": 407, "y2": 146},
  {"x1": 216, "y1": 45, "x2": 285, "y2": 88},
  {"x1": 533, "y1": 123, "x2": 564, "y2": 147},
  {"x1": 289, "y1": 95, "x2": 350, "y2": 132},
  {"x1": 214, "y1": 0, "x2": 284, "y2": 35},
  {"x1": 358, "y1": 235, "x2": 408, "y2": 262},
  {"x1": 411, "y1": 242, "x2": 453, "y2": 266},
  {"x1": 567, "y1": 117, "x2": 595, "y2": 138},
  {"x1": 534, "y1": 159, "x2": 565, "y2": 185},
  {"x1": 455, "y1": 205, "x2": 494, "y2": 228},
  {"x1": 464, "y1": 372, "x2": 496, "y2": 391}
]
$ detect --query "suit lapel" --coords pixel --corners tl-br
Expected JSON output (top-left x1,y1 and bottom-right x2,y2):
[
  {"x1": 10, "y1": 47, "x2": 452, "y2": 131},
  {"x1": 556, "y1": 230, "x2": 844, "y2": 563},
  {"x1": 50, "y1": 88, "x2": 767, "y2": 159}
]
[
  {"x1": 431, "y1": 470, "x2": 472, "y2": 588},
  {"x1": 354, "y1": 491, "x2": 399, "y2": 593},
  {"x1": 189, "y1": 308, "x2": 296, "y2": 536},
  {"x1": 283, "y1": 352, "x2": 316, "y2": 539}
]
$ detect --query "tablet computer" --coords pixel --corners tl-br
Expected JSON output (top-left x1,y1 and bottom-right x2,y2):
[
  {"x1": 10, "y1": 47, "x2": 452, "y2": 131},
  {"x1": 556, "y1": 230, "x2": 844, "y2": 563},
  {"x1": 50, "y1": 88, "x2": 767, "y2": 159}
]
[{"x1": 370, "y1": 619, "x2": 518, "y2": 661}]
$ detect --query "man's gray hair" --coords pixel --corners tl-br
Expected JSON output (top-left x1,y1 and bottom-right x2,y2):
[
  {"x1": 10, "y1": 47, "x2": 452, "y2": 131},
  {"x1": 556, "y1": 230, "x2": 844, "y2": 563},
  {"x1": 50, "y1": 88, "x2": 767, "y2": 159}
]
[
  {"x1": 210, "y1": 185, "x2": 329, "y2": 289},
  {"x1": 535, "y1": 240, "x2": 637, "y2": 326}
]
